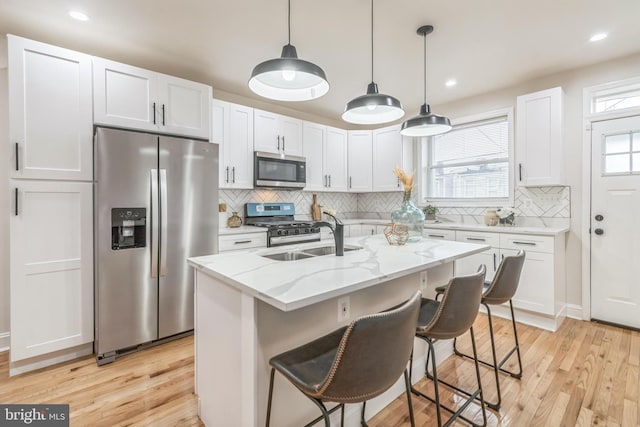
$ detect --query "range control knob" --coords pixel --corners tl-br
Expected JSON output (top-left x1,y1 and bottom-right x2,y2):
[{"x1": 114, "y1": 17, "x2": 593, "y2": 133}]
[
  {"x1": 277, "y1": 230, "x2": 282, "y2": 236},
  {"x1": 294, "y1": 229, "x2": 300, "y2": 234}
]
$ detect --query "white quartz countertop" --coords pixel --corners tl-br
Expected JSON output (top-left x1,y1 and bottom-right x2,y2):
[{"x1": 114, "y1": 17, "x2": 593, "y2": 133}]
[
  {"x1": 340, "y1": 219, "x2": 568, "y2": 236},
  {"x1": 189, "y1": 235, "x2": 488, "y2": 312}
]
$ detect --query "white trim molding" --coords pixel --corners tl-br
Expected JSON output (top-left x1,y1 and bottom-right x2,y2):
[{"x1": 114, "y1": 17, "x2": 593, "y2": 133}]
[{"x1": 0, "y1": 331, "x2": 10, "y2": 352}]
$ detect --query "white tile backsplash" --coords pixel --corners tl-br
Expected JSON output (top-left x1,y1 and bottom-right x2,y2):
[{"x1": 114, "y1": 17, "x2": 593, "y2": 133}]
[{"x1": 219, "y1": 186, "x2": 570, "y2": 225}]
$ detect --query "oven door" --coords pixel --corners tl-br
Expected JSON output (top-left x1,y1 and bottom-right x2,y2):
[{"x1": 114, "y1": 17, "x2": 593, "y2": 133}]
[
  {"x1": 254, "y1": 151, "x2": 306, "y2": 189},
  {"x1": 269, "y1": 233, "x2": 321, "y2": 247}
]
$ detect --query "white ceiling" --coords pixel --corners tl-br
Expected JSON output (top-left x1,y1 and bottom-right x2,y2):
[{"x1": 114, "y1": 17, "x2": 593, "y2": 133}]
[{"x1": 2, "y1": 0, "x2": 640, "y2": 124}]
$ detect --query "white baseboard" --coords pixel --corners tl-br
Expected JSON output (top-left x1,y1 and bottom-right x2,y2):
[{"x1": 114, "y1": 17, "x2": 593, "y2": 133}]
[
  {"x1": 9, "y1": 343, "x2": 93, "y2": 376},
  {"x1": 566, "y1": 304, "x2": 583, "y2": 320},
  {"x1": 0, "y1": 331, "x2": 9, "y2": 352},
  {"x1": 481, "y1": 304, "x2": 566, "y2": 332}
]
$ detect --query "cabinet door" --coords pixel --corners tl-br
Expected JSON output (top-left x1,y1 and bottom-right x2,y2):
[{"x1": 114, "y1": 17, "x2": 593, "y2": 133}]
[
  {"x1": 454, "y1": 247, "x2": 499, "y2": 282},
  {"x1": 516, "y1": 87, "x2": 564, "y2": 186},
  {"x1": 226, "y1": 103, "x2": 254, "y2": 189},
  {"x1": 279, "y1": 116, "x2": 303, "y2": 156},
  {"x1": 211, "y1": 99, "x2": 227, "y2": 146},
  {"x1": 347, "y1": 131, "x2": 373, "y2": 192},
  {"x1": 303, "y1": 121, "x2": 326, "y2": 191},
  {"x1": 501, "y1": 248, "x2": 554, "y2": 315},
  {"x1": 93, "y1": 57, "x2": 158, "y2": 131},
  {"x1": 8, "y1": 36, "x2": 93, "y2": 181},
  {"x1": 254, "y1": 109, "x2": 280, "y2": 154},
  {"x1": 324, "y1": 127, "x2": 348, "y2": 192},
  {"x1": 10, "y1": 180, "x2": 93, "y2": 362},
  {"x1": 372, "y1": 125, "x2": 403, "y2": 191},
  {"x1": 157, "y1": 74, "x2": 211, "y2": 139}
]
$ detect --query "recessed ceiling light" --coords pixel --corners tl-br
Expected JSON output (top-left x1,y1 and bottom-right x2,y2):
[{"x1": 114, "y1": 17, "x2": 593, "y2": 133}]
[
  {"x1": 68, "y1": 10, "x2": 89, "y2": 21},
  {"x1": 589, "y1": 32, "x2": 607, "y2": 42},
  {"x1": 445, "y1": 79, "x2": 457, "y2": 87}
]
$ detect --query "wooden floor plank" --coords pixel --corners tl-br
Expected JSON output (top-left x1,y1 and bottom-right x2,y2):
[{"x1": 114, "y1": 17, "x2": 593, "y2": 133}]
[{"x1": 2, "y1": 317, "x2": 640, "y2": 426}]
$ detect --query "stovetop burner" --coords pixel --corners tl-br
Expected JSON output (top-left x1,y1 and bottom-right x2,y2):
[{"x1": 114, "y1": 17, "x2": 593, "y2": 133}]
[{"x1": 244, "y1": 202, "x2": 322, "y2": 247}]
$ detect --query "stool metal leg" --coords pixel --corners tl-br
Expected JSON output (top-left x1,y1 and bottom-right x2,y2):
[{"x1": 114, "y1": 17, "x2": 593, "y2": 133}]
[
  {"x1": 469, "y1": 326, "x2": 488, "y2": 426},
  {"x1": 266, "y1": 368, "x2": 275, "y2": 427},
  {"x1": 403, "y1": 369, "x2": 417, "y2": 427}
]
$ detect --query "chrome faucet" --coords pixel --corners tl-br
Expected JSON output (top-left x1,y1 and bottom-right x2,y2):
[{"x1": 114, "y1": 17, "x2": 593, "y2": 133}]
[{"x1": 314, "y1": 211, "x2": 344, "y2": 256}]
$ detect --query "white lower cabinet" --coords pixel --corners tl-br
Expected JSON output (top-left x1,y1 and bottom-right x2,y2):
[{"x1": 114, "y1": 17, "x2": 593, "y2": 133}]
[
  {"x1": 9, "y1": 180, "x2": 93, "y2": 362},
  {"x1": 218, "y1": 232, "x2": 267, "y2": 253},
  {"x1": 455, "y1": 230, "x2": 501, "y2": 281}
]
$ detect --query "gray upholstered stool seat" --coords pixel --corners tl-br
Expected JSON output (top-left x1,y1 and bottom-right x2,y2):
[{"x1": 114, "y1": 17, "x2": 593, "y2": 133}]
[
  {"x1": 411, "y1": 266, "x2": 488, "y2": 427},
  {"x1": 266, "y1": 291, "x2": 422, "y2": 427},
  {"x1": 434, "y1": 250, "x2": 526, "y2": 410}
]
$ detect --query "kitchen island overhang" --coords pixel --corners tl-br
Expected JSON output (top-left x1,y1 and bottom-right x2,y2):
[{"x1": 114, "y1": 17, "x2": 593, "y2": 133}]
[{"x1": 188, "y1": 235, "x2": 489, "y2": 427}]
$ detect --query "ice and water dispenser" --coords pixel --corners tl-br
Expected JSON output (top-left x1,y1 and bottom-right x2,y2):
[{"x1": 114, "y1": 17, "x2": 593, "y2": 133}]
[{"x1": 111, "y1": 208, "x2": 146, "y2": 250}]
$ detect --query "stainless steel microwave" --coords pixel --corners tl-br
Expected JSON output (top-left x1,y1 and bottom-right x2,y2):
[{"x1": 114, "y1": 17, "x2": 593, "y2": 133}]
[{"x1": 254, "y1": 151, "x2": 306, "y2": 189}]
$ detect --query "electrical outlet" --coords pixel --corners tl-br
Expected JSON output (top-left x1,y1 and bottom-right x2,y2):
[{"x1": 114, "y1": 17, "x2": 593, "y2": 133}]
[
  {"x1": 337, "y1": 296, "x2": 350, "y2": 322},
  {"x1": 420, "y1": 271, "x2": 428, "y2": 292}
]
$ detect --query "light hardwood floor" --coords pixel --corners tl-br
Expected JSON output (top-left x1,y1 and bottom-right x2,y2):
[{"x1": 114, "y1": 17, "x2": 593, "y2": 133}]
[{"x1": 1, "y1": 316, "x2": 638, "y2": 426}]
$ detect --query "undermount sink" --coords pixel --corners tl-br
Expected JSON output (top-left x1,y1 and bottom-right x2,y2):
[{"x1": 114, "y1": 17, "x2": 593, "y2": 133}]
[
  {"x1": 301, "y1": 245, "x2": 362, "y2": 256},
  {"x1": 261, "y1": 251, "x2": 315, "y2": 261},
  {"x1": 261, "y1": 245, "x2": 363, "y2": 261}
]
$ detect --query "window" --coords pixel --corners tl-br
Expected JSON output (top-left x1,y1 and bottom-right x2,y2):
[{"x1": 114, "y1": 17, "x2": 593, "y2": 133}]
[
  {"x1": 602, "y1": 131, "x2": 640, "y2": 175},
  {"x1": 421, "y1": 110, "x2": 513, "y2": 205}
]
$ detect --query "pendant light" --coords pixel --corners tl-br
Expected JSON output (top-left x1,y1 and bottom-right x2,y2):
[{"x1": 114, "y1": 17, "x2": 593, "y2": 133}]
[
  {"x1": 342, "y1": 0, "x2": 404, "y2": 124},
  {"x1": 248, "y1": 0, "x2": 329, "y2": 102},
  {"x1": 400, "y1": 25, "x2": 451, "y2": 137}
]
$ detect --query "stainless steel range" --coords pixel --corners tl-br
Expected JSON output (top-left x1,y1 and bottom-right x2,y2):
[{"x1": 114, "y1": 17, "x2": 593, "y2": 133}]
[{"x1": 245, "y1": 202, "x2": 321, "y2": 247}]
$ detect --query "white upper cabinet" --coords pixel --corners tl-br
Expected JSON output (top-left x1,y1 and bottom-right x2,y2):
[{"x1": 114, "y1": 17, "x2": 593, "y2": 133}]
[
  {"x1": 254, "y1": 109, "x2": 303, "y2": 156},
  {"x1": 372, "y1": 125, "x2": 404, "y2": 191},
  {"x1": 324, "y1": 126, "x2": 348, "y2": 192},
  {"x1": 93, "y1": 57, "x2": 211, "y2": 139},
  {"x1": 10, "y1": 180, "x2": 93, "y2": 362},
  {"x1": 347, "y1": 130, "x2": 373, "y2": 192},
  {"x1": 8, "y1": 35, "x2": 93, "y2": 181},
  {"x1": 303, "y1": 122, "x2": 348, "y2": 192},
  {"x1": 516, "y1": 86, "x2": 564, "y2": 186},
  {"x1": 213, "y1": 99, "x2": 254, "y2": 189}
]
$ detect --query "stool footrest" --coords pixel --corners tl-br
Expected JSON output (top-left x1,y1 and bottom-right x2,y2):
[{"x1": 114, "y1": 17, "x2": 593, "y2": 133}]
[{"x1": 410, "y1": 386, "x2": 485, "y2": 427}]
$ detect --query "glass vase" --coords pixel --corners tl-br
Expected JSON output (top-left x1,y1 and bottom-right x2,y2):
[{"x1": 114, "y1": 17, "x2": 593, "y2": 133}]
[{"x1": 391, "y1": 191, "x2": 425, "y2": 242}]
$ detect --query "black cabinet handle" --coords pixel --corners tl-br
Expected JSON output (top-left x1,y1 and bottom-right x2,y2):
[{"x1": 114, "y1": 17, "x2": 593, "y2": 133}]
[
  {"x1": 232, "y1": 167, "x2": 236, "y2": 183},
  {"x1": 225, "y1": 166, "x2": 229, "y2": 183},
  {"x1": 428, "y1": 234, "x2": 445, "y2": 238},
  {"x1": 328, "y1": 174, "x2": 331, "y2": 187},
  {"x1": 234, "y1": 240, "x2": 252, "y2": 245},
  {"x1": 162, "y1": 104, "x2": 166, "y2": 125},
  {"x1": 15, "y1": 143, "x2": 19, "y2": 171},
  {"x1": 324, "y1": 175, "x2": 327, "y2": 187},
  {"x1": 519, "y1": 163, "x2": 522, "y2": 181},
  {"x1": 493, "y1": 252, "x2": 497, "y2": 271},
  {"x1": 152, "y1": 102, "x2": 156, "y2": 124},
  {"x1": 349, "y1": 176, "x2": 352, "y2": 189},
  {"x1": 282, "y1": 136, "x2": 285, "y2": 152},
  {"x1": 466, "y1": 237, "x2": 486, "y2": 242},
  {"x1": 277, "y1": 136, "x2": 280, "y2": 151},
  {"x1": 14, "y1": 188, "x2": 18, "y2": 216}
]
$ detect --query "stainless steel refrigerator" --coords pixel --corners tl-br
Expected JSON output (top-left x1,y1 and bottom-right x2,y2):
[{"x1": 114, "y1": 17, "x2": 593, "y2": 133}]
[{"x1": 94, "y1": 127, "x2": 218, "y2": 365}]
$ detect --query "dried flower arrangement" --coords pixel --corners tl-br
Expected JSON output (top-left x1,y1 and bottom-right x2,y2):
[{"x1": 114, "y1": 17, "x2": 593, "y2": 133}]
[{"x1": 392, "y1": 166, "x2": 415, "y2": 192}]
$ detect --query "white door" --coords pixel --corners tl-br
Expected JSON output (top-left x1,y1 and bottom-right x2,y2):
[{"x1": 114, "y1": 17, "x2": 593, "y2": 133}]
[
  {"x1": 591, "y1": 116, "x2": 640, "y2": 328},
  {"x1": 10, "y1": 180, "x2": 93, "y2": 362},
  {"x1": 8, "y1": 35, "x2": 93, "y2": 181},
  {"x1": 157, "y1": 74, "x2": 211, "y2": 139},
  {"x1": 93, "y1": 57, "x2": 158, "y2": 131}
]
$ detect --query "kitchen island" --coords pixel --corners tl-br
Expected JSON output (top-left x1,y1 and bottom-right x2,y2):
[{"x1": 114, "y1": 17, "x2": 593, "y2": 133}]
[{"x1": 188, "y1": 234, "x2": 489, "y2": 427}]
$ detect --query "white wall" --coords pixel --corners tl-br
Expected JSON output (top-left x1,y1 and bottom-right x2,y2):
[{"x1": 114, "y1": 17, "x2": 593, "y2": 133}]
[
  {"x1": 434, "y1": 52, "x2": 640, "y2": 311},
  {"x1": 0, "y1": 36, "x2": 10, "y2": 349}
]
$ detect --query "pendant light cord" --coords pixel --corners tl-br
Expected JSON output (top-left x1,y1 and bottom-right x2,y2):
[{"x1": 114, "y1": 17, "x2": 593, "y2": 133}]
[
  {"x1": 423, "y1": 31, "x2": 427, "y2": 104},
  {"x1": 370, "y1": 0, "x2": 374, "y2": 82},
  {"x1": 288, "y1": 0, "x2": 291, "y2": 44}
]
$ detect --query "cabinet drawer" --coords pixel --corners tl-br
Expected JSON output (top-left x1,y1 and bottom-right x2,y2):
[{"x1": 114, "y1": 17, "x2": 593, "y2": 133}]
[
  {"x1": 219, "y1": 233, "x2": 267, "y2": 252},
  {"x1": 455, "y1": 230, "x2": 500, "y2": 247},
  {"x1": 500, "y1": 233, "x2": 553, "y2": 253},
  {"x1": 423, "y1": 228, "x2": 455, "y2": 241}
]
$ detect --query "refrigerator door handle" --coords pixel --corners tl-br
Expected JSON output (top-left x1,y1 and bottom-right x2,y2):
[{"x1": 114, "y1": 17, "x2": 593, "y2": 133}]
[
  {"x1": 151, "y1": 169, "x2": 159, "y2": 278},
  {"x1": 159, "y1": 169, "x2": 168, "y2": 277}
]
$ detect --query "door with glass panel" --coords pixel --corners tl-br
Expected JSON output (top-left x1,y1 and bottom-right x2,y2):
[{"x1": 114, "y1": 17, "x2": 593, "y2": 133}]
[{"x1": 591, "y1": 116, "x2": 640, "y2": 328}]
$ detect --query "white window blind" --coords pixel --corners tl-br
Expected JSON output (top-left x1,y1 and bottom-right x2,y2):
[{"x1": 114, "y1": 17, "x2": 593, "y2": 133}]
[{"x1": 423, "y1": 115, "x2": 510, "y2": 201}]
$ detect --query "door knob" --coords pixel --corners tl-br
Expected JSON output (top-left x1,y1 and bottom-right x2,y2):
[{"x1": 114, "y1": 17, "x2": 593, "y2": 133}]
[
  {"x1": 595, "y1": 214, "x2": 604, "y2": 221},
  {"x1": 594, "y1": 228, "x2": 604, "y2": 235}
]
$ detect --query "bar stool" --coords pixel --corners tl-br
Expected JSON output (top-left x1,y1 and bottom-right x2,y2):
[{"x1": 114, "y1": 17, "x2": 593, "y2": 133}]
[
  {"x1": 411, "y1": 266, "x2": 487, "y2": 427},
  {"x1": 434, "y1": 250, "x2": 525, "y2": 410},
  {"x1": 265, "y1": 290, "x2": 422, "y2": 427}
]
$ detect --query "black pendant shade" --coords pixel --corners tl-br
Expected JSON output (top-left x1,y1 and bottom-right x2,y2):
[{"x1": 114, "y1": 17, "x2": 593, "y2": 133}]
[
  {"x1": 401, "y1": 25, "x2": 451, "y2": 137},
  {"x1": 248, "y1": 1, "x2": 329, "y2": 101}
]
